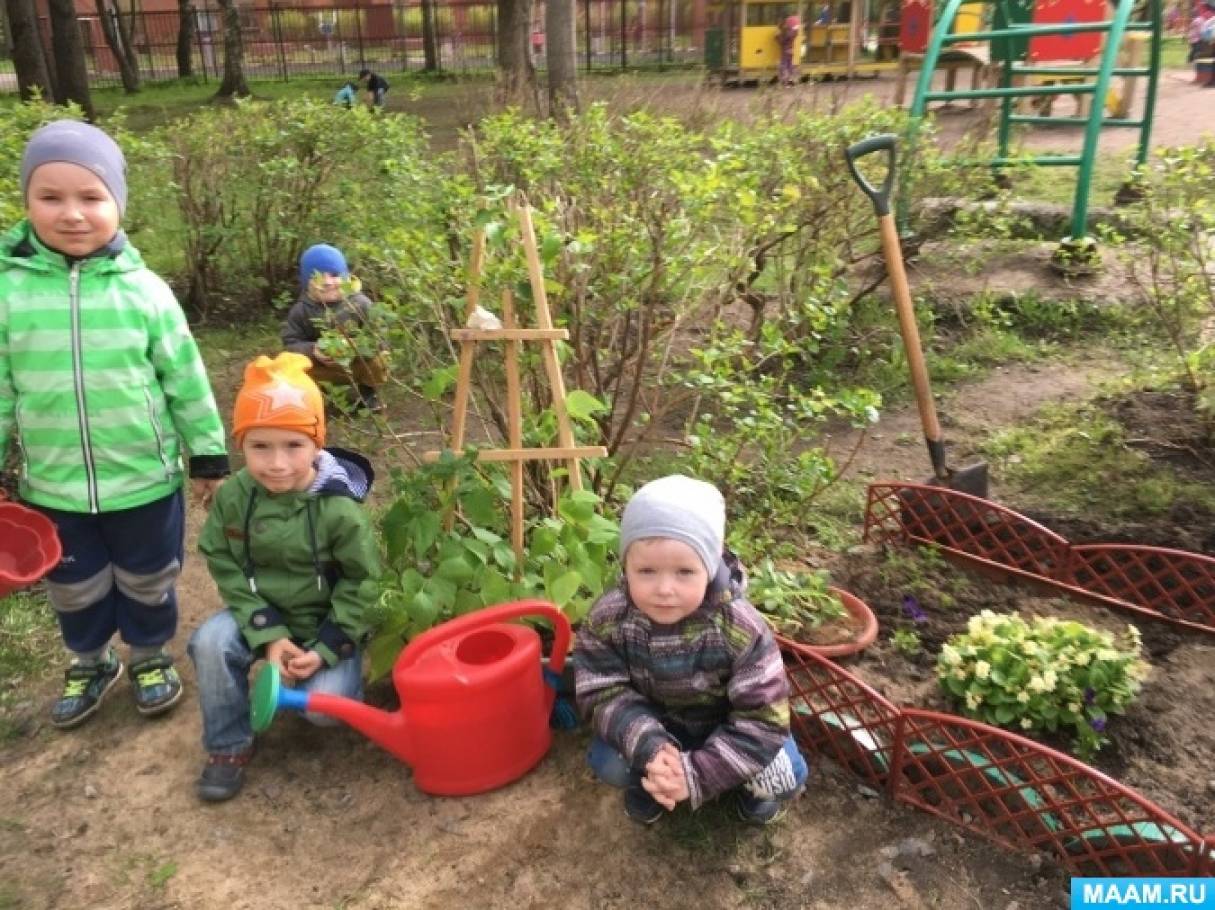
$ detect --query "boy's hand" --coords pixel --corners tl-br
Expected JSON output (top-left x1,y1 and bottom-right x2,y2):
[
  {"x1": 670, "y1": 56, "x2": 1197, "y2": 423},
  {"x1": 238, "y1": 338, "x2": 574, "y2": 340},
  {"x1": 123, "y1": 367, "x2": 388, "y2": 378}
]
[
  {"x1": 266, "y1": 639, "x2": 306, "y2": 682},
  {"x1": 286, "y1": 650, "x2": 324, "y2": 680},
  {"x1": 642, "y1": 743, "x2": 690, "y2": 809},
  {"x1": 190, "y1": 477, "x2": 224, "y2": 509}
]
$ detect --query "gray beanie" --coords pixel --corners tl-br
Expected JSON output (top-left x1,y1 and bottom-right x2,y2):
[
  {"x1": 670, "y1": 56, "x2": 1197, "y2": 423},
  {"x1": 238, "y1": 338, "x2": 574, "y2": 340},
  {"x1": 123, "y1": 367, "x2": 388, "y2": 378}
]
[
  {"x1": 620, "y1": 475, "x2": 726, "y2": 576},
  {"x1": 20, "y1": 121, "x2": 128, "y2": 216}
]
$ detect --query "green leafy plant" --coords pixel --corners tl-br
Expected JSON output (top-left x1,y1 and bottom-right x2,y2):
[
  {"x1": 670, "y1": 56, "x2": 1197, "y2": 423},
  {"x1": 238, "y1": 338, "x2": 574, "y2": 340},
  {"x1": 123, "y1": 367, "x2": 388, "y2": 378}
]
[
  {"x1": 746, "y1": 560, "x2": 846, "y2": 639},
  {"x1": 891, "y1": 628, "x2": 923, "y2": 657},
  {"x1": 936, "y1": 611, "x2": 1148, "y2": 757},
  {"x1": 367, "y1": 450, "x2": 619, "y2": 680}
]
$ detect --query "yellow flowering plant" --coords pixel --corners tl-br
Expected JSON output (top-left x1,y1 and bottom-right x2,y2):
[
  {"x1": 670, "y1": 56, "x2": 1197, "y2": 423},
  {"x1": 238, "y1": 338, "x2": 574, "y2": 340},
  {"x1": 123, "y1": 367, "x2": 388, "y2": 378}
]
[{"x1": 935, "y1": 611, "x2": 1149, "y2": 757}]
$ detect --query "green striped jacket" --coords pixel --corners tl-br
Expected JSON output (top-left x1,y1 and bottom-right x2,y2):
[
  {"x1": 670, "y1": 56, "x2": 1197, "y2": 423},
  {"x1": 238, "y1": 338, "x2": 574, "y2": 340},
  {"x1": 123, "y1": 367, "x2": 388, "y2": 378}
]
[{"x1": 0, "y1": 220, "x2": 228, "y2": 513}]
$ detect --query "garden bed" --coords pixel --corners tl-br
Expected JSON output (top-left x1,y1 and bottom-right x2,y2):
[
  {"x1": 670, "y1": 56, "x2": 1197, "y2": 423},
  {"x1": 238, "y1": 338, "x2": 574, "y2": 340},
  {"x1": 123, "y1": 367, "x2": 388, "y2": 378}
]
[{"x1": 827, "y1": 543, "x2": 1214, "y2": 836}]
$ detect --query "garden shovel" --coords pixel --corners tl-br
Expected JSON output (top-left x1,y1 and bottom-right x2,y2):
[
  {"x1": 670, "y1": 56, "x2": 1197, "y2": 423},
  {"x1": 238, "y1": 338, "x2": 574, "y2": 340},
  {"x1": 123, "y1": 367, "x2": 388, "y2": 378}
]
[{"x1": 844, "y1": 134, "x2": 989, "y2": 500}]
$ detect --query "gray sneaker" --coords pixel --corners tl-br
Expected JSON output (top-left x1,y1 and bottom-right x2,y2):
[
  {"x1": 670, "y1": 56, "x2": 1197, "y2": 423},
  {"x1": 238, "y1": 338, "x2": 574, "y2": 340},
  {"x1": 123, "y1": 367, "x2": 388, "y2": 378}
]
[
  {"x1": 130, "y1": 654, "x2": 184, "y2": 717},
  {"x1": 50, "y1": 650, "x2": 124, "y2": 729}
]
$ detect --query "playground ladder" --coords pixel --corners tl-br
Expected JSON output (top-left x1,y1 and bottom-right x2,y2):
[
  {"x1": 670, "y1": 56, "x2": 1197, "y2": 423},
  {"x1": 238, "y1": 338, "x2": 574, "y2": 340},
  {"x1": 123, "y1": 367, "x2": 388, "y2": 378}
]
[{"x1": 907, "y1": 0, "x2": 1162, "y2": 259}]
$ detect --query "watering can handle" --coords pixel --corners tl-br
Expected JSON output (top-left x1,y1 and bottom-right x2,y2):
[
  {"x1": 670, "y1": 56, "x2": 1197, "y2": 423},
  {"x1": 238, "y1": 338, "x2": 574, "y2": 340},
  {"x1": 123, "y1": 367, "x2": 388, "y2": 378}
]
[
  {"x1": 844, "y1": 133, "x2": 897, "y2": 217},
  {"x1": 400, "y1": 599, "x2": 573, "y2": 674}
]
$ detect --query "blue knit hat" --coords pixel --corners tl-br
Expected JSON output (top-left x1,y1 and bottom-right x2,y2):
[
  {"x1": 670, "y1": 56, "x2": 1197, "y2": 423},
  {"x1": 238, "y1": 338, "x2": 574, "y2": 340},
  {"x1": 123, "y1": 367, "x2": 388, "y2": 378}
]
[
  {"x1": 21, "y1": 120, "x2": 128, "y2": 216},
  {"x1": 299, "y1": 243, "x2": 349, "y2": 288}
]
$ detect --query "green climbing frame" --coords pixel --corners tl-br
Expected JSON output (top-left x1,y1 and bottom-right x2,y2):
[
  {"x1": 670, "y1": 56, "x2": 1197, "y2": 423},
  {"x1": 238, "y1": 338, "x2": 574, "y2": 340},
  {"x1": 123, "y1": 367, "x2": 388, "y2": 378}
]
[{"x1": 907, "y1": 0, "x2": 1162, "y2": 262}]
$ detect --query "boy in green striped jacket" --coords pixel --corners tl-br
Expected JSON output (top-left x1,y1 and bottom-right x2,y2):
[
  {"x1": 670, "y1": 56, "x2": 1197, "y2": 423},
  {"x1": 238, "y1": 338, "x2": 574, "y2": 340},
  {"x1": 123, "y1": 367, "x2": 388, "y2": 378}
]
[{"x1": 0, "y1": 121, "x2": 229, "y2": 729}]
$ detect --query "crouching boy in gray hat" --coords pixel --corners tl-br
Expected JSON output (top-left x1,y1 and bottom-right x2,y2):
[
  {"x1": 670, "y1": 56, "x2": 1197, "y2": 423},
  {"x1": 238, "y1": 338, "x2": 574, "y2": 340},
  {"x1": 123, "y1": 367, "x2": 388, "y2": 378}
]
[{"x1": 575, "y1": 475, "x2": 808, "y2": 825}]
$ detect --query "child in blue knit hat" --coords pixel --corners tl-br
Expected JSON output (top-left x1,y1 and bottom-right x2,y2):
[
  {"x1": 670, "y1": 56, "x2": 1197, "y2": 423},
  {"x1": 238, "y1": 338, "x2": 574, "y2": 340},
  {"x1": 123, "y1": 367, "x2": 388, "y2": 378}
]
[{"x1": 281, "y1": 243, "x2": 388, "y2": 413}]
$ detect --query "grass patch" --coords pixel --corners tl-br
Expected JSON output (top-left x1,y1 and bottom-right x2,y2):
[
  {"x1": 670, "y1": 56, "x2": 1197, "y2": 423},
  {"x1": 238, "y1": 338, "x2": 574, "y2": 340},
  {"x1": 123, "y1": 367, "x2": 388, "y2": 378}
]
[
  {"x1": 0, "y1": 590, "x2": 59, "y2": 742},
  {"x1": 982, "y1": 401, "x2": 1215, "y2": 520},
  {"x1": 1003, "y1": 152, "x2": 1135, "y2": 209}
]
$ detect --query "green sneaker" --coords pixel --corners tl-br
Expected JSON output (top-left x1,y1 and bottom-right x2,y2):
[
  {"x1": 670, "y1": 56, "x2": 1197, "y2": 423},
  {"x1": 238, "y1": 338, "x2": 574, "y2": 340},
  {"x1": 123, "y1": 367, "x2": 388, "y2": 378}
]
[
  {"x1": 130, "y1": 654, "x2": 184, "y2": 717},
  {"x1": 50, "y1": 650, "x2": 124, "y2": 729}
]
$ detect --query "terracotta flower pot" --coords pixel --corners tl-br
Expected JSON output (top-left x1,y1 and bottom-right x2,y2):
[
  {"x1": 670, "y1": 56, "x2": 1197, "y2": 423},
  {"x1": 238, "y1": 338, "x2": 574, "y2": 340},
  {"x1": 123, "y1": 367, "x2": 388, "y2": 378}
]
[{"x1": 773, "y1": 586, "x2": 879, "y2": 659}]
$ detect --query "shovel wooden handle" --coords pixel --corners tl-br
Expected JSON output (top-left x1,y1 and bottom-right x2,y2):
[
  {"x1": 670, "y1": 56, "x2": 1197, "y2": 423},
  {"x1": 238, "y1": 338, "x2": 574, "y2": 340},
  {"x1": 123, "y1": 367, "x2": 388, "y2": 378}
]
[{"x1": 846, "y1": 135, "x2": 947, "y2": 480}]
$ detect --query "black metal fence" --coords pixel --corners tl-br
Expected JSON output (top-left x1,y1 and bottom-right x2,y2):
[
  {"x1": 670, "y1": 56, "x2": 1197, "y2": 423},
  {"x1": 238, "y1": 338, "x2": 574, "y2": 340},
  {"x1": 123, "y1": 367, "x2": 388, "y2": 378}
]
[{"x1": 19, "y1": 0, "x2": 711, "y2": 90}]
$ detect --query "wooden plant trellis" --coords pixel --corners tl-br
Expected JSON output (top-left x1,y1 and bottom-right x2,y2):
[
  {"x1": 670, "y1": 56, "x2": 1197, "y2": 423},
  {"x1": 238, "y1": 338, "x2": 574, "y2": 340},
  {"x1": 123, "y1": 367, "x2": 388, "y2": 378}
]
[{"x1": 424, "y1": 197, "x2": 607, "y2": 565}]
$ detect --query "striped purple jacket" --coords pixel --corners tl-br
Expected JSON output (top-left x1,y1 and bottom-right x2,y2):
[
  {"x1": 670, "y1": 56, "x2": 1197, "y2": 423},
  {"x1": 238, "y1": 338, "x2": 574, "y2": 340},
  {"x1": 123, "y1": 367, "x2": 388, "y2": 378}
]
[{"x1": 574, "y1": 554, "x2": 791, "y2": 808}]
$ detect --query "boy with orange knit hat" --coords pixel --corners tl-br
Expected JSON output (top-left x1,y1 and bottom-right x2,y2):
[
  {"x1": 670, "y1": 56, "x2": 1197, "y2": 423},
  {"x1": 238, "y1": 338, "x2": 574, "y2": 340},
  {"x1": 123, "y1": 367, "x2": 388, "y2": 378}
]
[{"x1": 188, "y1": 352, "x2": 381, "y2": 802}]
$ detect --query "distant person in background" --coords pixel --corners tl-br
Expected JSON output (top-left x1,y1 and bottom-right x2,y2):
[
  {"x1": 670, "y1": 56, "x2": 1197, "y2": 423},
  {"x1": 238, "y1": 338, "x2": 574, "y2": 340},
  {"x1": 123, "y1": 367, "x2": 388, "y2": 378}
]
[
  {"x1": 334, "y1": 81, "x2": 357, "y2": 108},
  {"x1": 357, "y1": 68, "x2": 389, "y2": 108},
  {"x1": 815, "y1": 3, "x2": 832, "y2": 25},
  {"x1": 777, "y1": 12, "x2": 800, "y2": 86}
]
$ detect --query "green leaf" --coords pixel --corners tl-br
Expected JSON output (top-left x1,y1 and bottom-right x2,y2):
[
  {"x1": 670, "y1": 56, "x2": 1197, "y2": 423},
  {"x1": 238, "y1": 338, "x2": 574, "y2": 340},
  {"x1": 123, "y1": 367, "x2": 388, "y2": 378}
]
[
  {"x1": 421, "y1": 364, "x2": 458, "y2": 401},
  {"x1": 409, "y1": 590, "x2": 439, "y2": 628},
  {"x1": 436, "y1": 557, "x2": 474, "y2": 584},
  {"x1": 530, "y1": 525, "x2": 560, "y2": 557},
  {"x1": 460, "y1": 486, "x2": 499, "y2": 528},
  {"x1": 455, "y1": 589, "x2": 483, "y2": 615},
  {"x1": 547, "y1": 570, "x2": 583, "y2": 607},
  {"x1": 411, "y1": 512, "x2": 441, "y2": 562},
  {"x1": 481, "y1": 568, "x2": 513, "y2": 606},
  {"x1": 565, "y1": 389, "x2": 607, "y2": 421},
  {"x1": 366, "y1": 630, "x2": 403, "y2": 681},
  {"x1": 558, "y1": 493, "x2": 596, "y2": 524}
]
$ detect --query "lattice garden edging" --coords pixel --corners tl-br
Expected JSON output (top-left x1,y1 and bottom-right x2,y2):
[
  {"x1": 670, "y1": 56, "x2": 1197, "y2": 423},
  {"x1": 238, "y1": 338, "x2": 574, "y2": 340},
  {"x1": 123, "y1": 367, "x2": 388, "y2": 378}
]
[
  {"x1": 779, "y1": 482, "x2": 1215, "y2": 876},
  {"x1": 784, "y1": 648, "x2": 1211, "y2": 877},
  {"x1": 862, "y1": 483, "x2": 1215, "y2": 636}
]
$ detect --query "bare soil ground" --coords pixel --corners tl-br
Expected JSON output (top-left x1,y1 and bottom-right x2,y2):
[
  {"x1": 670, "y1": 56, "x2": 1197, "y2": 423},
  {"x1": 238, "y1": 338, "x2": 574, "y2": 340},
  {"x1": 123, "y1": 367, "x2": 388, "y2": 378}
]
[{"x1": 2, "y1": 71, "x2": 1213, "y2": 910}]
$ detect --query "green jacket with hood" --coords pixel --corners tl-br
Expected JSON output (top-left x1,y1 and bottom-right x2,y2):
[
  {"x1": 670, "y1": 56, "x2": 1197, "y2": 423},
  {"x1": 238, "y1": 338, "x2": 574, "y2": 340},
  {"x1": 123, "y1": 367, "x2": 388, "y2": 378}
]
[
  {"x1": 0, "y1": 220, "x2": 229, "y2": 513},
  {"x1": 198, "y1": 448, "x2": 381, "y2": 667}
]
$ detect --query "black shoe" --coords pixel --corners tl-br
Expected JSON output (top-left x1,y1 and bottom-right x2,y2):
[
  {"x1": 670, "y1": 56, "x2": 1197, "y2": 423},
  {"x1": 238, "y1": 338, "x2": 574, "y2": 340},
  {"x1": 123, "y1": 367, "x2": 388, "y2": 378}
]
[
  {"x1": 196, "y1": 750, "x2": 254, "y2": 802},
  {"x1": 736, "y1": 791, "x2": 790, "y2": 825},
  {"x1": 50, "y1": 649, "x2": 124, "y2": 729},
  {"x1": 129, "y1": 654, "x2": 184, "y2": 717},
  {"x1": 356, "y1": 385, "x2": 384, "y2": 414},
  {"x1": 624, "y1": 784, "x2": 663, "y2": 825}
]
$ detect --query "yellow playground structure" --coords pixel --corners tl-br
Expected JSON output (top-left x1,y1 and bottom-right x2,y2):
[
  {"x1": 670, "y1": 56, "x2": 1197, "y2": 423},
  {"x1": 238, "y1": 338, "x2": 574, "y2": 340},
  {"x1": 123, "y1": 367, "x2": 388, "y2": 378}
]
[{"x1": 704, "y1": 0, "x2": 901, "y2": 83}]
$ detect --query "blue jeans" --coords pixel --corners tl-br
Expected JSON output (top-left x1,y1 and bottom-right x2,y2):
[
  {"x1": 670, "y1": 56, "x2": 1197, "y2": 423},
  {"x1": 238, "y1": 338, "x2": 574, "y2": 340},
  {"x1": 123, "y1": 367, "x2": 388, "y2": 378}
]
[
  {"x1": 588, "y1": 731, "x2": 808, "y2": 801},
  {"x1": 188, "y1": 610, "x2": 364, "y2": 756}
]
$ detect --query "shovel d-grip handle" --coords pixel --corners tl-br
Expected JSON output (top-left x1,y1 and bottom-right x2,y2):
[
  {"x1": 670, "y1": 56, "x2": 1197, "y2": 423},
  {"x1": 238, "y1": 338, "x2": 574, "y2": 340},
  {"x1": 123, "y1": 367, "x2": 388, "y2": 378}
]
[
  {"x1": 844, "y1": 134, "x2": 897, "y2": 217},
  {"x1": 400, "y1": 599, "x2": 573, "y2": 674}
]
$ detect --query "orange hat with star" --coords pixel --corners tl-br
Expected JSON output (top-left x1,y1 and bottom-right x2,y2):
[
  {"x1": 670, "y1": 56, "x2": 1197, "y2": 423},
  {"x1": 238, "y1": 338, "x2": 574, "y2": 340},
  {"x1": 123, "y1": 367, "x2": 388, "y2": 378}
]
[{"x1": 232, "y1": 352, "x2": 325, "y2": 447}]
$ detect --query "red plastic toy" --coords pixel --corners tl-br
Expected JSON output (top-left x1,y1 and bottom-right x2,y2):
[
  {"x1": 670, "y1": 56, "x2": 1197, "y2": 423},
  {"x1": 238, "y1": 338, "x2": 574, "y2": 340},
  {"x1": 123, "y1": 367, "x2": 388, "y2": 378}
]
[
  {"x1": 0, "y1": 501, "x2": 62, "y2": 597},
  {"x1": 251, "y1": 600, "x2": 572, "y2": 796}
]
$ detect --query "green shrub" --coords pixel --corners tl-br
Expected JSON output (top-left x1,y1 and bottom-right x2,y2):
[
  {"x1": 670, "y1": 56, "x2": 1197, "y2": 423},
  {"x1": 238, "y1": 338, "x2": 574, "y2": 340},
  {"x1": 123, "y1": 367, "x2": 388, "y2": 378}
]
[
  {"x1": 368, "y1": 451, "x2": 618, "y2": 679},
  {"x1": 140, "y1": 98, "x2": 450, "y2": 320},
  {"x1": 746, "y1": 560, "x2": 845, "y2": 638},
  {"x1": 936, "y1": 611, "x2": 1148, "y2": 757}
]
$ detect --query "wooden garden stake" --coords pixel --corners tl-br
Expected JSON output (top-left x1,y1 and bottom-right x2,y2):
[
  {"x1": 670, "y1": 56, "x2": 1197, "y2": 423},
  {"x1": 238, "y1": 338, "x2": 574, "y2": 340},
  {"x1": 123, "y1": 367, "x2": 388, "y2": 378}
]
[
  {"x1": 501, "y1": 287, "x2": 525, "y2": 562},
  {"x1": 425, "y1": 195, "x2": 607, "y2": 569}
]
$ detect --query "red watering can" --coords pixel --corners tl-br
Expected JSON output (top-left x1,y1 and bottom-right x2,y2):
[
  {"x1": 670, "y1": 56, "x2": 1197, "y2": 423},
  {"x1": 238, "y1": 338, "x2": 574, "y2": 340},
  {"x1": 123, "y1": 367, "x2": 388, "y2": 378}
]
[
  {"x1": 251, "y1": 599, "x2": 572, "y2": 796},
  {"x1": 0, "y1": 500, "x2": 62, "y2": 597}
]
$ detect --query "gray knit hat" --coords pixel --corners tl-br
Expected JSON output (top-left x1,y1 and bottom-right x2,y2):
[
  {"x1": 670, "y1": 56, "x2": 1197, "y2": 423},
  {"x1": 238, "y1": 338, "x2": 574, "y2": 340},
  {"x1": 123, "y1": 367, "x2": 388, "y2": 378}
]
[
  {"x1": 20, "y1": 121, "x2": 128, "y2": 216},
  {"x1": 620, "y1": 475, "x2": 726, "y2": 576}
]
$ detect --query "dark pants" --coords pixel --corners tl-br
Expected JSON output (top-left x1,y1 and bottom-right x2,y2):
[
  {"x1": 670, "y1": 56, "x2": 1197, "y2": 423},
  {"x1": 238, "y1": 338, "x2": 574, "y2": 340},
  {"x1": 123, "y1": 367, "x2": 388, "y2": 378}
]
[{"x1": 31, "y1": 491, "x2": 185, "y2": 654}]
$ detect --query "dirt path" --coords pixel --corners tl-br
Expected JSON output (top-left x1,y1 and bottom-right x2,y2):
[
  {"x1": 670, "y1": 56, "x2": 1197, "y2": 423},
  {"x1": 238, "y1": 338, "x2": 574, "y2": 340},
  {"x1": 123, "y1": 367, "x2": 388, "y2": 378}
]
[{"x1": 0, "y1": 349, "x2": 1126, "y2": 910}]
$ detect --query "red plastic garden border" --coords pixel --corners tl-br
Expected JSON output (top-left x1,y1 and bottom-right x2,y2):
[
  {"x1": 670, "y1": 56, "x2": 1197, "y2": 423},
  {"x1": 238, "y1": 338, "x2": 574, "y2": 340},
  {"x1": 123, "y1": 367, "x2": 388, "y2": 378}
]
[
  {"x1": 781, "y1": 646, "x2": 1210, "y2": 877},
  {"x1": 862, "y1": 482, "x2": 1215, "y2": 636}
]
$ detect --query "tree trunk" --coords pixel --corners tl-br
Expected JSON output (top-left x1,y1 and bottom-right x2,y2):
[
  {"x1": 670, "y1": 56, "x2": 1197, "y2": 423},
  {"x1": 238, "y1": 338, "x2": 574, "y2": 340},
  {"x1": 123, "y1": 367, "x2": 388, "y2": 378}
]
[
  {"x1": 495, "y1": 0, "x2": 536, "y2": 103},
  {"x1": 175, "y1": 0, "x2": 195, "y2": 77},
  {"x1": 213, "y1": 0, "x2": 249, "y2": 98},
  {"x1": 94, "y1": 0, "x2": 140, "y2": 93},
  {"x1": 420, "y1": 0, "x2": 438, "y2": 71},
  {"x1": 47, "y1": 0, "x2": 95, "y2": 118},
  {"x1": 545, "y1": 0, "x2": 578, "y2": 116},
  {"x1": 5, "y1": 0, "x2": 55, "y2": 100}
]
